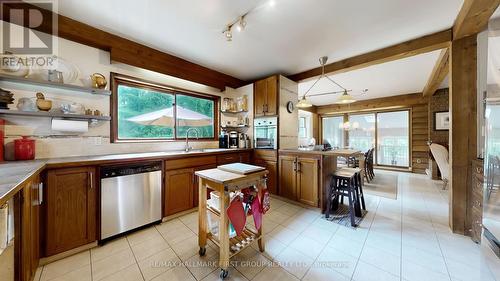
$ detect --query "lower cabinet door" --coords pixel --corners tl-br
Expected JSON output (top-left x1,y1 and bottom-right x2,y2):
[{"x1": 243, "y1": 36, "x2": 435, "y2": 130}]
[
  {"x1": 255, "y1": 159, "x2": 278, "y2": 195},
  {"x1": 45, "y1": 167, "x2": 97, "y2": 256},
  {"x1": 278, "y1": 156, "x2": 297, "y2": 200},
  {"x1": 297, "y1": 158, "x2": 319, "y2": 207},
  {"x1": 165, "y1": 168, "x2": 194, "y2": 216}
]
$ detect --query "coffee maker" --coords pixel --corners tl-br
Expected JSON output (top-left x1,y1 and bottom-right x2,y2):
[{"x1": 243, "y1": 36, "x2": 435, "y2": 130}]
[
  {"x1": 228, "y1": 131, "x2": 239, "y2": 148},
  {"x1": 219, "y1": 130, "x2": 229, "y2": 148}
]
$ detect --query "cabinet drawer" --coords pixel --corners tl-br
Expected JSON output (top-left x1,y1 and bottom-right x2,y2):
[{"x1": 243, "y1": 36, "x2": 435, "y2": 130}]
[
  {"x1": 217, "y1": 153, "x2": 240, "y2": 165},
  {"x1": 254, "y1": 149, "x2": 277, "y2": 161},
  {"x1": 165, "y1": 156, "x2": 216, "y2": 170}
]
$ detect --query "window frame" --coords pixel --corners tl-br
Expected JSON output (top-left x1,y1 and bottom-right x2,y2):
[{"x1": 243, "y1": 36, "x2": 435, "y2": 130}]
[{"x1": 110, "y1": 72, "x2": 219, "y2": 143}]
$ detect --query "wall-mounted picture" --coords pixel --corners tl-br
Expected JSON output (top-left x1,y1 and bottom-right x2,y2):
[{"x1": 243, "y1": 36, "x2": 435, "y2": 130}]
[{"x1": 434, "y1": 111, "x2": 450, "y2": 131}]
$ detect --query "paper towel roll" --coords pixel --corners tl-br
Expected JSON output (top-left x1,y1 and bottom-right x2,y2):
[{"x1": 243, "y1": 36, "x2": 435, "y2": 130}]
[{"x1": 51, "y1": 119, "x2": 88, "y2": 133}]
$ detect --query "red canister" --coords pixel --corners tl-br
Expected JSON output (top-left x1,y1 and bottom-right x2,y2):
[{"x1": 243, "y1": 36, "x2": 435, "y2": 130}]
[
  {"x1": 14, "y1": 136, "x2": 35, "y2": 160},
  {"x1": 0, "y1": 119, "x2": 4, "y2": 162}
]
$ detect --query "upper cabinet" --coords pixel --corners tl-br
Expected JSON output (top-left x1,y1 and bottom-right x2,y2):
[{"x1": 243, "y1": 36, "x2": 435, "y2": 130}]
[{"x1": 254, "y1": 75, "x2": 278, "y2": 117}]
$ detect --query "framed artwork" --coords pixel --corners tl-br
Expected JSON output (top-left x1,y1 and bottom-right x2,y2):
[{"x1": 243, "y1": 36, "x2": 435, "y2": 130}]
[{"x1": 434, "y1": 111, "x2": 450, "y2": 131}]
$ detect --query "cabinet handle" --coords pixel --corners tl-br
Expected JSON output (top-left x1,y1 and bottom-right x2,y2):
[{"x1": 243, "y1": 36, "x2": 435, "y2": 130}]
[
  {"x1": 297, "y1": 162, "x2": 302, "y2": 173},
  {"x1": 89, "y1": 172, "x2": 94, "y2": 189},
  {"x1": 293, "y1": 160, "x2": 297, "y2": 172},
  {"x1": 38, "y1": 182, "x2": 43, "y2": 205}
]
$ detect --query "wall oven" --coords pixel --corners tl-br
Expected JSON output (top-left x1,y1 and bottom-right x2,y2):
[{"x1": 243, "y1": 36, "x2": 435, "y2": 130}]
[{"x1": 254, "y1": 117, "x2": 277, "y2": 149}]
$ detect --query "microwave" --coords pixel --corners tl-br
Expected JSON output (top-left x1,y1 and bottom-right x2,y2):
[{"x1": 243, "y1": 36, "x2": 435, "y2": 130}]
[{"x1": 254, "y1": 117, "x2": 277, "y2": 149}]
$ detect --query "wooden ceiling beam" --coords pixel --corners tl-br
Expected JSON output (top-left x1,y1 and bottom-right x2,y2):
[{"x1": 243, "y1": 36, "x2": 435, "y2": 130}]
[
  {"x1": 0, "y1": 2, "x2": 244, "y2": 90},
  {"x1": 453, "y1": 0, "x2": 500, "y2": 40},
  {"x1": 316, "y1": 92, "x2": 430, "y2": 115},
  {"x1": 288, "y1": 29, "x2": 452, "y2": 82},
  {"x1": 422, "y1": 48, "x2": 450, "y2": 96}
]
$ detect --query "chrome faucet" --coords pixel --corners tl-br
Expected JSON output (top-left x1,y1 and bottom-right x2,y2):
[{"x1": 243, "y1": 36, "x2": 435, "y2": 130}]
[{"x1": 185, "y1": 128, "x2": 199, "y2": 152}]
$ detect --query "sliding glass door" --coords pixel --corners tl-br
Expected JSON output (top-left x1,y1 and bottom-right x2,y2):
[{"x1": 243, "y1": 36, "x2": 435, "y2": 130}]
[
  {"x1": 348, "y1": 114, "x2": 376, "y2": 153},
  {"x1": 376, "y1": 110, "x2": 410, "y2": 167},
  {"x1": 322, "y1": 116, "x2": 344, "y2": 149}
]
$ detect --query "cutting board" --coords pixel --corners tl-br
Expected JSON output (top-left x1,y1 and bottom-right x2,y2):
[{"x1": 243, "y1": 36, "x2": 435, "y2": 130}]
[{"x1": 217, "y1": 163, "x2": 265, "y2": 175}]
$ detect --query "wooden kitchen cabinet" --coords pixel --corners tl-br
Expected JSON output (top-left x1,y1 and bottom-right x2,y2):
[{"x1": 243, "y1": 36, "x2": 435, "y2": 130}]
[
  {"x1": 278, "y1": 155, "x2": 296, "y2": 200},
  {"x1": 45, "y1": 167, "x2": 97, "y2": 256},
  {"x1": 254, "y1": 75, "x2": 278, "y2": 116},
  {"x1": 278, "y1": 155, "x2": 319, "y2": 207},
  {"x1": 297, "y1": 157, "x2": 319, "y2": 206},
  {"x1": 254, "y1": 158, "x2": 278, "y2": 195},
  {"x1": 164, "y1": 168, "x2": 195, "y2": 216},
  {"x1": 16, "y1": 174, "x2": 42, "y2": 281}
]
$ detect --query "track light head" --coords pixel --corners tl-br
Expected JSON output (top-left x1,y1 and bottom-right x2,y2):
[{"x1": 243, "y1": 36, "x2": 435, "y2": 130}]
[
  {"x1": 236, "y1": 16, "x2": 247, "y2": 32},
  {"x1": 224, "y1": 26, "x2": 232, "y2": 41}
]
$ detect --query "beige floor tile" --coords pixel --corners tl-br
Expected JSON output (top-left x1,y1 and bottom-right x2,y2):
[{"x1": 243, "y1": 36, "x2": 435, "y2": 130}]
[
  {"x1": 184, "y1": 252, "x2": 219, "y2": 281},
  {"x1": 360, "y1": 244, "x2": 400, "y2": 277},
  {"x1": 127, "y1": 227, "x2": 164, "y2": 247},
  {"x1": 150, "y1": 265, "x2": 195, "y2": 281},
  {"x1": 267, "y1": 225, "x2": 300, "y2": 245},
  {"x1": 200, "y1": 267, "x2": 247, "y2": 281},
  {"x1": 158, "y1": 222, "x2": 196, "y2": 245},
  {"x1": 252, "y1": 266, "x2": 299, "y2": 281},
  {"x1": 99, "y1": 264, "x2": 144, "y2": 281},
  {"x1": 352, "y1": 260, "x2": 400, "y2": 281},
  {"x1": 317, "y1": 245, "x2": 358, "y2": 278},
  {"x1": 91, "y1": 238, "x2": 130, "y2": 262},
  {"x1": 274, "y1": 247, "x2": 314, "y2": 279},
  {"x1": 402, "y1": 260, "x2": 451, "y2": 281},
  {"x1": 289, "y1": 234, "x2": 326, "y2": 260},
  {"x1": 327, "y1": 232, "x2": 364, "y2": 257},
  {"x1": 130, "y1": 235, "x2": 170, "y2": 261},
  {"x1": 179, "y1": 211, "x2": 198, "y2": 226},
  {"x1": 251, "y1": 237, "x2": 286, "y2": 261},
  {"x1": 43, "y1": 265, "x2": 91, "y2": 281},
  {"x1": 232, "y1": 247, "x2": 271, "y2": 280},
  {"x1": 301, "y1": 224, "x2": 335, "y2": 244},
  {"x1": 138, "y1": 248, "x2": 181, "y2": 281},
  {"x1": 171, "y1": 235, "x2": 216, "y2": 261},
  {"x1": 92, "y1": 248, "x2": 136, "y2": 281},
  {"x1": 303, "y1": 264, "x2": 351, "y2": 281},
  {"x1": 41, "y1": 251, "x2": 90, "y2": 281},
  {"x1": 275, "y1": 204, "x2": 300, "y2": 217}
]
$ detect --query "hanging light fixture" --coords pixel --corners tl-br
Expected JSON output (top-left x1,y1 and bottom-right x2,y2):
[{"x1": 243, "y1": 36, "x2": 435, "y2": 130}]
[
  {"x1": 236, "y1": 16, "x2": 247, "y2": 32},
  {"x1": 296, "y1": 95, "x2": 312, "y2": 108},
  {"x1": 297, "y1": 56, "x2": 355, "y2": 108},
  {"x1": 335, "y1": 89, "x2": 357, "y2": 104}
]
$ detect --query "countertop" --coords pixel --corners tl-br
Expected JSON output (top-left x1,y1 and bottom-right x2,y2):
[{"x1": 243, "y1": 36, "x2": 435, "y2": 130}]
[
  {"x1": 279, "y1": 148, "x2": 362, "y2": 156},
  {"x1": 0, "y1": 148, "x2": 252, "y2": 206}
]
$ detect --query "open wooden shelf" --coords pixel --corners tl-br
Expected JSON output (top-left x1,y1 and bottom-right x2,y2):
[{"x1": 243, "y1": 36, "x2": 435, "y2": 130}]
[
  {"x1": 0, "y1": 73, "x2": 111, "y2": 96},
  {"x1": 220, "y1": 125, "x2": 249, "y2": 129},
  {"x1": 0, "y1": 109, "x2": 111, "y2": 121}
]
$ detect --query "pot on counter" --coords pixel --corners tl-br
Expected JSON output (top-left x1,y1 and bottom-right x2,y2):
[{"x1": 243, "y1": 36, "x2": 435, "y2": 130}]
[{"x1": 14, "y1": 136, "x2": 35, "y2": 160}]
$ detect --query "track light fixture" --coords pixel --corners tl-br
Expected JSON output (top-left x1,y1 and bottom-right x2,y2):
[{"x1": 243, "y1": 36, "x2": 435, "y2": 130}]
[{"x1": 222, "y1": 0, "x2": 276, "y2": 41}]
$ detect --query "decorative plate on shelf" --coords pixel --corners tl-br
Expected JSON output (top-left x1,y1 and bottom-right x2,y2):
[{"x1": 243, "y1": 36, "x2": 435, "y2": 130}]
[
  {"x1": 26, "y1": 56, "x2": 80, "y2": 84},
  {"x1": 0, "y1": 54, "x2": 29, "y2": 77}
]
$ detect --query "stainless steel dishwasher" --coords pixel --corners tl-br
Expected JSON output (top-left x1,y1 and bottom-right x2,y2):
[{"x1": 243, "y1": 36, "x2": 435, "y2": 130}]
[{"x1": 100, "y1": 162, "x2": 162, "y2": 240}]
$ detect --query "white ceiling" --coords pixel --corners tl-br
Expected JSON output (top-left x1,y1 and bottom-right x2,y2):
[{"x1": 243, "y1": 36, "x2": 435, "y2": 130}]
[
  {"x1": 56, "y1": 0, "x2": 463, "y2": 81},
  {"x1": 298, "y1": 50, "x2": 446, "y2": 105}
]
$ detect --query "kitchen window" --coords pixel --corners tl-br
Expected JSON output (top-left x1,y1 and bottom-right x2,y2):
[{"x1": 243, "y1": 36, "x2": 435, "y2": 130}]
[{"x1": 111, "y1": 73, "x2": 217, "y2": 142}]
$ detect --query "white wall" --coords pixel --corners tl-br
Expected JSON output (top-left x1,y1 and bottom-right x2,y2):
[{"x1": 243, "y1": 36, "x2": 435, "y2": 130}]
[{"x1": 1, "y1": 22, "x2": 244, "y2": 159}]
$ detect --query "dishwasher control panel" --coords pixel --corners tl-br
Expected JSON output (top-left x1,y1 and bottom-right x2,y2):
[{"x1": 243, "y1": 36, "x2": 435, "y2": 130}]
[{"x1": 100, "y1": 162, "x2": 162, "y2": 178}]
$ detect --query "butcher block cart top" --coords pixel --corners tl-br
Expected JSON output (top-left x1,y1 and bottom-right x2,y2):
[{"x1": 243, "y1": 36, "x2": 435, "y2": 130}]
[{"x1": 195, "y1": 165, "x2": 268, "y2": 279}]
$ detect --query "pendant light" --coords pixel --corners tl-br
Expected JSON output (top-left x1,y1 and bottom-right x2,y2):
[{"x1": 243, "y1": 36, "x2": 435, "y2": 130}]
[
  {"x1": 298, "y1": 56, "x2": 354, "y2": 108},
  {"x1": 335, "y1": 89, "x2": 357, "y2": 104},
  {"x1": 296, "y1": 95, "x2": 312, "y2": 108}
]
